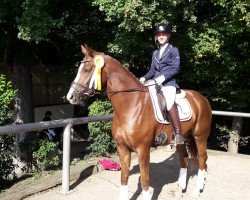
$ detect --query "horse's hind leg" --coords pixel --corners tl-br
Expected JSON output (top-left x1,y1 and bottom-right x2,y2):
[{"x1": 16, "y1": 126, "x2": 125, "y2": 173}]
[
  {"x1": 117, "y1": 145, "x2": 131, "y2": 200},
  {"x1": 192, "y1": 128, "x2": 209, "y2": 197}
]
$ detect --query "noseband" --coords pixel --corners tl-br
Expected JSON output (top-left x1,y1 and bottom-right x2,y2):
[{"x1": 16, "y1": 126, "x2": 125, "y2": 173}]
[{"x1": 71, "y1": 81, "x2": 95, "y2": 97}]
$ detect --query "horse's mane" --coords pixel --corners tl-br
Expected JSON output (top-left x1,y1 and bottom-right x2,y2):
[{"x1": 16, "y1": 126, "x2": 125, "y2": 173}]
[{"x1": 103, "y1": 54, "x2": 139, "y2": 81}]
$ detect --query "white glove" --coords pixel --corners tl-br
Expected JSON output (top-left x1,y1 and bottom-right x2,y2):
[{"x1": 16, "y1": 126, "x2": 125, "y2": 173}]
[
  {"x1": 144, "y1": 79, "x2": 156, "y2": 86},
  {"x1": 139, "y1": 77, "x2": 146, "y2": 84},
  {"x1": 154, "y1": 75, "x2": 165, "y2": 84}
]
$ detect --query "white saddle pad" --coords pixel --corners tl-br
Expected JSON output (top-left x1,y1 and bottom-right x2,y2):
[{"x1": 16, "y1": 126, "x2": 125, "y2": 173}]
[{"x1": 148, "y1": 85, "x2": 192, "y2": 124}]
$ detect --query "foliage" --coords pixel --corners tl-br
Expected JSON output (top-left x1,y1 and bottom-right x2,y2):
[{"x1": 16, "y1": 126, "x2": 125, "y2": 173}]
[
  {"x1": 32, "y1": 139, "x2": 61, "y2": 172},
  {"x1": 87, "y1": 100, "x2": 116, "y2": 157},
  {"x1": 17, "y1": 0, "x2": 64, "y2": 42},
  {"x1": 0, "y1": 75, "x2": 17, "y2": 190},
  {"x1": 0, "y1": 135, "x2": 16, "y2": 189},
  {"x1": 0, "y1": 0, "x2": 115, "y2": 87},
  {"x1": 209, "y1": 117, "x2": 250, "y2": 154},
  {"x1": 0, "y1": 75, "x2": 17, "y2": 125},
  {"x1": 93, "y1": 0, "x2": 250, "y2": 112},
  {"x1": 19, "y1": 134, "x2": 62, "y2": 176},
  {"x1": 187, "y1": 0, "x2": 250, "y2": 111},
  {"x1": 92, "y1": 0, "x2": 195, "y2": 72}
]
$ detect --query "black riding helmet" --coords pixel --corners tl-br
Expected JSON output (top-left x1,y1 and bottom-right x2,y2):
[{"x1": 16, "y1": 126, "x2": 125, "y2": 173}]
[{"x1": 154, "y1": 24, "x2": 171, "y2": 35}]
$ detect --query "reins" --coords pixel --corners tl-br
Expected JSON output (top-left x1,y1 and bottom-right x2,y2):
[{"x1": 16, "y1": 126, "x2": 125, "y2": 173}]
[
  {"x1": 105, "y1": 86, "x2": 148, "y2": 94},
  {"x1": 71, "y1": 81, "x2": 156, "y2": 98},
  {"x1": 97, "y1": 83, "x2": 158, "y2": 97}
]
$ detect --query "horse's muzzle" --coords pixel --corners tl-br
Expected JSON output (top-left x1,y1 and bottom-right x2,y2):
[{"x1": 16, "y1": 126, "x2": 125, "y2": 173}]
[{"x1": 67, "y1": 82, "x2": 96, "y2": 104}]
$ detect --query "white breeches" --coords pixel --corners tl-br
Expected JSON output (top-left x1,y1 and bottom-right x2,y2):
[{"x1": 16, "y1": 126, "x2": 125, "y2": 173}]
[{"x1": 160, "y1": 86, "x2": 176, "y2": 111}]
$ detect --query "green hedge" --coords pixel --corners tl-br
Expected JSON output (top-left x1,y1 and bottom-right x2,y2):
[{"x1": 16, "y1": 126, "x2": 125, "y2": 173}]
[
  {"x1": 87, "y1": 100, "x2": 116, "y2": 157},
  {"x1": 0, "y1": 74, "x2": 17, "y2": 190}
]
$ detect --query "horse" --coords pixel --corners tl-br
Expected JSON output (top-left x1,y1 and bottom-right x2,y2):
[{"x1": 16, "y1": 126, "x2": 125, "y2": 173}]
[{"x1": 67, "y1": 44, "x2": 212, "y2": 199}]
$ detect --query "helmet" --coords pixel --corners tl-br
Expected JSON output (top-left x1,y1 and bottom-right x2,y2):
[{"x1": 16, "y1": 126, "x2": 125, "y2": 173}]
[{"x1": 154, "y1": 24, "x2": 171, "y2": 35}]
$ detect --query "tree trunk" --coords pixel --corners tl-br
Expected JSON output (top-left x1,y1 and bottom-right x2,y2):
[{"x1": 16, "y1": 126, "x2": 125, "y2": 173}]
[
  {"x1": 12, "y1": 63, "x2": 34, "y2": 147},
  {"x1": 228, "y1": 117, "x2": 243, "y2": 154},
  {"x1": 4, "y1": 37, "x2": 35, "y2": 174}
]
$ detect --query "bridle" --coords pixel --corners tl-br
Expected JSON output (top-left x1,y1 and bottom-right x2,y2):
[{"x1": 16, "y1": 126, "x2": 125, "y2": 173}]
[
  {"x1": 70, "y1": 58, "x2": 97, "y2": 97},
  {"x1": 70, "y1": 81, "x2": 96, "y2": 97},
  {"x1": 70, "y1": 57, "x2": 152, "y2": 98}
]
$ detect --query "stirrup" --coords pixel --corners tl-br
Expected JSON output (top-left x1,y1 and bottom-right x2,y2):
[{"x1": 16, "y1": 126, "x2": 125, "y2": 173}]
[{"x1": 154, "y1": 132, "x2": 167, "y2": 146}]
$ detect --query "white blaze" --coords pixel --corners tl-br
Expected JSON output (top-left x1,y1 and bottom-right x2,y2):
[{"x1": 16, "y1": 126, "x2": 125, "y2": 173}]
[{"x1": 66, "y1": 63, "x2": 84, "y2": 101}]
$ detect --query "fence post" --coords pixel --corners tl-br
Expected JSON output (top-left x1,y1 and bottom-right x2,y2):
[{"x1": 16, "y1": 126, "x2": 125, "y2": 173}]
[
  {"x1": 61, "y1": 122, "x2": 72, "y2": 194},
  {"x1": 228, "y1": 117, "x2": 242, "y2": 154}
]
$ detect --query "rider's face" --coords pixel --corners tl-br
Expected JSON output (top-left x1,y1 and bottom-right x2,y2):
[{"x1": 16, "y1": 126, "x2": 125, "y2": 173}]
[{"x1": 156, "y1": 32, "x2": 169, "y2": 45}]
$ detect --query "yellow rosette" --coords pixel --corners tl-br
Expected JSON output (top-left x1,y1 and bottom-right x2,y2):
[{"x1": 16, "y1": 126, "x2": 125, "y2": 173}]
[{"x1": 93, "y1": 55, "x2": 105, "y2": 90}]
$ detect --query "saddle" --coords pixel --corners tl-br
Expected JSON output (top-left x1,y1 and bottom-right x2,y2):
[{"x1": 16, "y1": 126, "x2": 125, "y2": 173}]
[{"x1": 148, "y1": 85, "x2": 192, "y2": 124}]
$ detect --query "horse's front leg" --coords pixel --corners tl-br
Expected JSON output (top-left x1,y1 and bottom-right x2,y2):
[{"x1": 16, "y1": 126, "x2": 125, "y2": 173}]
[
  {"x1": 137, "y1": 147, "x2": 154, "y2": 200},
  {"x1": 176, "y1": 144, "x2": 188, "y2": 189},
  {"x1": 175, "y1": 144, "x2": 189, "y2": 198},
  {"x1": 117, "y1": 145, "x2": 131, "y2": 200}
]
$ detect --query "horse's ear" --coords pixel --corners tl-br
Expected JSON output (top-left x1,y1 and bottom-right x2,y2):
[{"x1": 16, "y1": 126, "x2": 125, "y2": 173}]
[
  {"x1": 81, "y1": 45, "x2": 87, "y2": 55},
  {"x1": 81, "y1": 44, "x2": 95, "y2": 57}
]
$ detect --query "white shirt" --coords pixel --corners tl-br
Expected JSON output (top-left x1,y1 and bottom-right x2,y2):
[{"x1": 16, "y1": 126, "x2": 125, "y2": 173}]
[{"x1": 159, "y1": 43, "x2": 169, "y2": 58}]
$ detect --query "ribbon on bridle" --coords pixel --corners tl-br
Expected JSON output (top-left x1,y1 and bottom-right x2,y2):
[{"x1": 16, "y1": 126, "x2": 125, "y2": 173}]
[{"x1": 89, "y1": 55, "x2": 105, "y2": 91}]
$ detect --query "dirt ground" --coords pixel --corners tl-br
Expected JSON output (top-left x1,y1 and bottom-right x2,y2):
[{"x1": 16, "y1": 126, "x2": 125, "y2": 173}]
[
  {"x1": 2, "y1": 147, "x2": 249, "y2": 200},
  {"x1": 0, "y1": 139, "x2": 97, "y2": 200}
]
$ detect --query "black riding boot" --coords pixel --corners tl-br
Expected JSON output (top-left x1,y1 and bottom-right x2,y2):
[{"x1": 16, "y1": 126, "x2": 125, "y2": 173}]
[{"x1": 168, "y1": 104, "x2": 185, "y2": 145}]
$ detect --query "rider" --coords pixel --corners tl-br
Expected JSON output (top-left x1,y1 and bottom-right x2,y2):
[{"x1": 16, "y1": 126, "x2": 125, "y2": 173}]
[{"x1": 139, "y1": 23, "x2": 184, "y2": 145}]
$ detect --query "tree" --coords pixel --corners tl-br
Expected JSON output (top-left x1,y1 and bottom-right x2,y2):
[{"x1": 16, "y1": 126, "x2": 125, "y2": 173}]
[
  {"x1": 92, "y1": 0, "x2": 250, "y2": 111},
  {"x1": 0, "y1": 0, "x2": 114, "y2": 146},
  {"x1": 1, "y1": 0, "x2": 60, "y2": 125},
  {"x1": 0, "y1": 0, "x2": 63, "y2": 151},
  {"x1": 187, "y1": 0, "x2": 250, "y2": 111}
]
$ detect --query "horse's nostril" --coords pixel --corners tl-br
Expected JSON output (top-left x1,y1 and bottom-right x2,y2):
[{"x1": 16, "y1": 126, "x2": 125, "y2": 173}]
[{"x1": 66, "y1": 93, "x2": 74, "y2": 101}]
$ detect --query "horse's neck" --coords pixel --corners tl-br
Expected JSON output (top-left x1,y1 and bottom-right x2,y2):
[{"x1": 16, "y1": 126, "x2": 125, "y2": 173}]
[{"x1": 105, "y1": 60, "x2": 143, "y2": 111}]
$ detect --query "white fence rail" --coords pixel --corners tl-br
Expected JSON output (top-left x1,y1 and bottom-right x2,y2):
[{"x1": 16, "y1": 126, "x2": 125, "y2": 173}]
[
  {"x1": 212, "y1": 111, "x2": 250, "y2": 118},
  {"x1": 0, "y1": 111, "x2": 249, "y2": 194}
]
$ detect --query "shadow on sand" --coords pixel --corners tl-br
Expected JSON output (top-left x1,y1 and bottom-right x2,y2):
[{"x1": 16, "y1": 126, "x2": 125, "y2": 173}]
[
  {"x1": 69, "y1": 150, "x2": 199, "y2": 200},
  {"x1": 129, "y1": 151, "x2": 198, "y2": 200}
]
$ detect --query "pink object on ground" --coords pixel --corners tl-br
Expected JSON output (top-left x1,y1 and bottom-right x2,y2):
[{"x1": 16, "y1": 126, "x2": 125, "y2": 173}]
[{"x1": 98, "y1": 158, "x2": 121, "y2": 171}]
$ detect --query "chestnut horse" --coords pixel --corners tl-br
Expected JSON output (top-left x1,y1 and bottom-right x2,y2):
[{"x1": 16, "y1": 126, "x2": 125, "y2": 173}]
[{"x1": 67, "y1": 45, "x2": 212, "y2": 199}]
